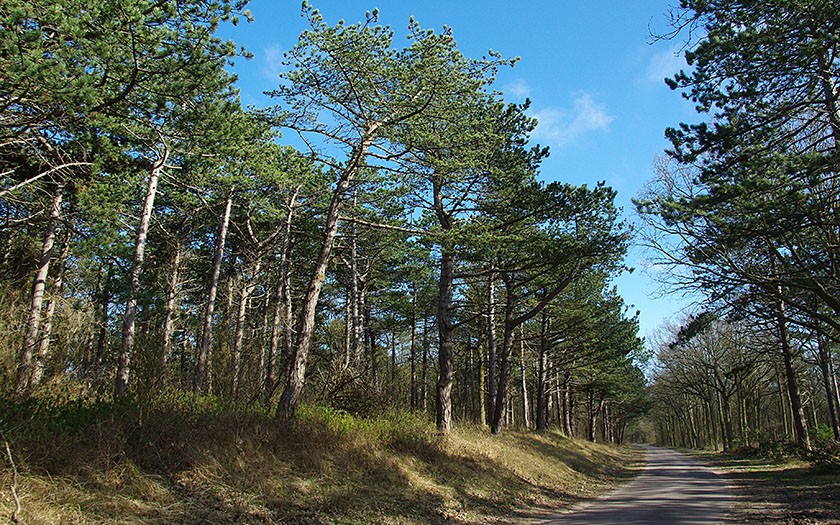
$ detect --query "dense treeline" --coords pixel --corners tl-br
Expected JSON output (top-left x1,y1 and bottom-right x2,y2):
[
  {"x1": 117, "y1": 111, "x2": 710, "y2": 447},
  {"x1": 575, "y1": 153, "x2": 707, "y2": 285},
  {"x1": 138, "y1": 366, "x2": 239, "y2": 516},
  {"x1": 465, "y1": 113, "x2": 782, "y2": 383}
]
[
  {"x1": 640, "y1": 0, "x2": 840, "y2": 451},
  {"x1": 1, "y1": 1, "x2": 645, "y2": 440}
]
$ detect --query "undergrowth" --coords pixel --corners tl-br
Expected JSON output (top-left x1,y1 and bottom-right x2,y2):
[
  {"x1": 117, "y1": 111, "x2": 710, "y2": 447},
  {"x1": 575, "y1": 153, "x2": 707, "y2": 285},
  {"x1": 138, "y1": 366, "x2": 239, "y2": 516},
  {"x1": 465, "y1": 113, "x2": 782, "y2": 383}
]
[{"x1": 0, "y1": 387, "x2": 637, "y2": 524}]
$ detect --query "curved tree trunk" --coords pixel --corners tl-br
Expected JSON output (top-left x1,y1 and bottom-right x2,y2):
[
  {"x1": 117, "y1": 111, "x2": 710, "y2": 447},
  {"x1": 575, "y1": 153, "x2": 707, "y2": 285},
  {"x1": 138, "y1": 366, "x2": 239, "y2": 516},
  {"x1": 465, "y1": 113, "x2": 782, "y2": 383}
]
[
  {"x1": 30, "y1": 227, "x2": 71, "y2": 387},
  {"x1": 116, "y1": 149, "x2": 167, "y2": 396},
  {"x1": 16, "y1": 183, "x2": 63, "y2": 394},
  {"x1": 277, "y1": 140, "x2": 370, "y2": 422}
]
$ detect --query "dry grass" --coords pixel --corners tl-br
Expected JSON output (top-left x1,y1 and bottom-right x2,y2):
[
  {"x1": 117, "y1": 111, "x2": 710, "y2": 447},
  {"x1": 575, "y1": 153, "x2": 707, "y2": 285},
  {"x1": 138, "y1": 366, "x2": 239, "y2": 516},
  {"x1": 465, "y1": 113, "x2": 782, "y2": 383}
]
[
  {"x1": 693, "y1": 450, "x2": 840, "y2": 525},
  {"x1": 0, "y1": 393, "x2": 639, "y2": 524}
]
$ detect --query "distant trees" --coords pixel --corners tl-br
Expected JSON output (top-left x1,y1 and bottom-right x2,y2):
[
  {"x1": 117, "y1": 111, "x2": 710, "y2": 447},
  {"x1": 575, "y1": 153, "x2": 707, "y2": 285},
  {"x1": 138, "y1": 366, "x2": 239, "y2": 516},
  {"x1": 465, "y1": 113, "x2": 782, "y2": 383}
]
[{"x1": 0, "y1": 2, "x2": 645, "y2": 442}]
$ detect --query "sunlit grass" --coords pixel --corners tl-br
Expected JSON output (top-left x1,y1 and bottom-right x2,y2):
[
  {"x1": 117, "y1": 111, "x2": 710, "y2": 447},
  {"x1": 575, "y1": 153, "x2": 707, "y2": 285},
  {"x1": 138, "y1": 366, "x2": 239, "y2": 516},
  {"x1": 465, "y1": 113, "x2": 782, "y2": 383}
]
[{"x1": 0, "y1": 391, "x2": 638, "y2": 523}]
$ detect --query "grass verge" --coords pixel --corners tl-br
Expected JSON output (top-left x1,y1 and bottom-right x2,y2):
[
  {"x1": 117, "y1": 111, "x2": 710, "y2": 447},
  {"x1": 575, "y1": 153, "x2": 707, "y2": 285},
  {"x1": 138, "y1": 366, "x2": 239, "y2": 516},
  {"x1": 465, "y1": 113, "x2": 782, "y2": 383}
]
[
  {"x1": 0, "y1": 390, "x2": 638, "y2": 524},
  {"x1": 694, "y1": 449, "x2": 840, "y2": 524}
]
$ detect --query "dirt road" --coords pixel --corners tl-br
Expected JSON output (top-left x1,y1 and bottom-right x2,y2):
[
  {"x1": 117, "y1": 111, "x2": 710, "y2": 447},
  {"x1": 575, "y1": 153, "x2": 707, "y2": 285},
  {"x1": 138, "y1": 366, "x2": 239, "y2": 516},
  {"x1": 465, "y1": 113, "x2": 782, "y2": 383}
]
[{"x1": 537, "y1": 445, "x2": 733, "y2": 525}]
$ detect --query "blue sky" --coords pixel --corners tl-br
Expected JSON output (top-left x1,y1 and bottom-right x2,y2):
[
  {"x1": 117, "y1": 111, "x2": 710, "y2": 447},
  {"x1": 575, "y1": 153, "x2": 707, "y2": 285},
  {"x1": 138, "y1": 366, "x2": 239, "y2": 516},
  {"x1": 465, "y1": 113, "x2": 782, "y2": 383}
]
[{"x1": 220, "y1": 0, "x2": 701, "y2": 342}]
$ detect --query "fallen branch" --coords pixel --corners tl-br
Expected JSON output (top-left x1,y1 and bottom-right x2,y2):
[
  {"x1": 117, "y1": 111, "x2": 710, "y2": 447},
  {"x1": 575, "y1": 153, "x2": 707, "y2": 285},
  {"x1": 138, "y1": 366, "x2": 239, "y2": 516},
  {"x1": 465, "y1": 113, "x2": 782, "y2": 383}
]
[{"x1": 1, "y1": 432, "x2": 20, "y2": 524}]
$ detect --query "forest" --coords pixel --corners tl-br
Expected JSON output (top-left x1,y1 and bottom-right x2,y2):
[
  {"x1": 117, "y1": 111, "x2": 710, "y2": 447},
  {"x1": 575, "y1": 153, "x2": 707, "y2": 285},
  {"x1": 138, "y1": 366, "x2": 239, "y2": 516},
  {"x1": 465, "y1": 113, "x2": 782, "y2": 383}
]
[
  {"x1": 1, "y1": 0, "x2": 645, "y2": 441},
  {"x1": 0, "y1": 0, "x2": 839, "y2": 522},
  {"x1": 638, "y1": 0, "x2": 840, "y2": 454}
]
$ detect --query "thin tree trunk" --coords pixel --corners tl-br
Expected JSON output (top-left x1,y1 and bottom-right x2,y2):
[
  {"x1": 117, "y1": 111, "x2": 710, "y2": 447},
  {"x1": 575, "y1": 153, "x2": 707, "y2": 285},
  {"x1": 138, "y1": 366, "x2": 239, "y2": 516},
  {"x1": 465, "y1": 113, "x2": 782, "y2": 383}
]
[
  {"x1": 265, "y1": 192, "x2": 297, "y2": 403},
  {"x1": 421, "y1": 316, "x2": 429, "y2": 412},
  {"x1": 30, "y1": 224, "x2": 71, "y2": 387},
  {"x1": 536, "y1": 313, "x2": 549, "y2": 431},
  {"x1": 193, "y1": 189, "x2": 233, "y2": 393},
  {"x1": 490, "y1": 273, "x2": 516, "y2": 434},
  {"x1": 161, "y1": 243, "x2": 182, "y2": 371},
  {"x1": 233, "y1": 259, "x2": 261, "y2": 397},
  {"x1": 777, "y1": 299, "x2": 812, "y2": 450},
  {"x1": 349, "y1": 193, "x2": 364, "y2": 368},
  {"x1": 816, "y1": 330, "x2": 840, "y2": 440},
  {"x1": 16, "y1": 183, "x2": 63, "y2": 394},
  {"x1": 277, "y1": 139, "x2": 370, "y2": 422},
  {"x1": 563, "y1": 369, "x2": 574, "y2": 437},
  {"x1": 486, "y1": 273, "x2": 497, "y2": 426},
  {"x1": 433, "y1": 177, "x2": 455, "y2": 433},
  {"x1": 410, "y1": 285, "x2": 418, "y2": 410},
  {"x1": 116, "y1": 149, "x2": 167, "y2": 396},
  {"x1": 520, "y1": 329, "x2": 531, "y2": 429},
  {"x1": 93, "y1": 262, "x2": 113, "y2": 371},
  {"x1": 478, "y1": 338, "x2": 486, "y2": 426}
]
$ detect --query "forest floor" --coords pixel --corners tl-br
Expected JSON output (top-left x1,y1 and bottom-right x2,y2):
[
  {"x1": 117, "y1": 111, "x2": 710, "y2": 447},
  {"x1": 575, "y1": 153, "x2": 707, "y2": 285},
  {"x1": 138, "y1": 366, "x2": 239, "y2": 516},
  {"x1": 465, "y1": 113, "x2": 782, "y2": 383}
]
[
  {"x1": 695, "y1": 449, "x2": 840, "y2": 524},
  {"x1": 0, "y1": 390, "x2": 640, "y2": 524}
]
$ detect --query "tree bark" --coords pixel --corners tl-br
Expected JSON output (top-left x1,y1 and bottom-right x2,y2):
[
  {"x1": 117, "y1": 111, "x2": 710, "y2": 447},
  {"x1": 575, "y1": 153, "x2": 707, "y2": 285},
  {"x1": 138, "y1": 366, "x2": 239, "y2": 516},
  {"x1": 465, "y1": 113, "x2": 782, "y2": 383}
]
[
  {"x1": 277, "y1": 139, "x2": 371, "y2": 422},
  {"x1": 520, "y1": 330, "x2": 531, "y2": 429},
  {"x1": 433, "y1": 177, "x2": 456, "y2": 433},
  {"x1": 233, "y1": 259, "x2": 261, "y2": 397},
  {"x1": 816, "y1": 330, "x2": 840, "y2": 440},
  {"x1": 536, "y1": 313, "x2": 549, "y2": 431},
  {"x1": 93, "y1": 262, "x2": 113, "y2": 371},
  {"x1": 777, "y1": 299, "x2": 812, "y2": 450},
  {"x1": 436, "y1": 246, "x2": 455, "y2": 433},
  {"x1": 490, "y1": 273, "x2": 516, "y2": 434},
  {"x1": 265, "y1": 191, "x2": 297, "y2": 403},
  {"x1": 16, "y1": 183, "x2": 63, "y2": 394},
  {"x1": 116, "y1": 149, "x2": 167, "y2": 396},
  {"x1": 29, "y1": 218, "x2": 71, "y2": 387},
  {"x1": 161, "y1": 242, "x2": 182, "y2": 372},
  {"x1": 193, "y1": 189, "x2": 233, "y2": 393},
  {"x1": 486, "y1": 274, "x2": 498, "y2": 426},
  {"x1": 410, "y1": 285, "x2": 418, "y2": 410}
]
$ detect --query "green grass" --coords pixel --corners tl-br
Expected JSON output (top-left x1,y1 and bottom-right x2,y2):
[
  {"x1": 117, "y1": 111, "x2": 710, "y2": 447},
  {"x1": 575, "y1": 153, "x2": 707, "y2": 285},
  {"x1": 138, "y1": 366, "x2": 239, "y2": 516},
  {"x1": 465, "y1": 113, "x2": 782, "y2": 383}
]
[{"x1": 0, "y1": 390, "x2": 639, "y2": 524}]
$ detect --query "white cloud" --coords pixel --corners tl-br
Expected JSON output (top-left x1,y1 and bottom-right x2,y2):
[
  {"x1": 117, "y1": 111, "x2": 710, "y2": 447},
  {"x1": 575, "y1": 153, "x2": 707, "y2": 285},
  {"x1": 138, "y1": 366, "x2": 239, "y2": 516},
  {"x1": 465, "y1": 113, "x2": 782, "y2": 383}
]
[
  {"x1": 504, "y1": 79, "x2": 531, "y2": 102},
  {"x1": 260, "y1": 44, "x2": 287, "y2": 81},
  {"x1": 530, "y1": 94, "x2": 613, "y2": 147},
  {"x1": 645, "y1": 47, "x2": 684, "y2": 84}
]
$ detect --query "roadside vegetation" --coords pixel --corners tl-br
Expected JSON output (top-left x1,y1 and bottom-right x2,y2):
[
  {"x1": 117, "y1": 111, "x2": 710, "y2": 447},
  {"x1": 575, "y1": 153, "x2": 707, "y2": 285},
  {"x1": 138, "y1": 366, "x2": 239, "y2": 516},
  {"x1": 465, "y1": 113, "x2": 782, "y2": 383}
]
[
  {"x1": 690, "y1": 448, "x2": 840, "y2": 525},
  {"x1": 0, "y1": 388, "x2": 638, "y2": 524}
]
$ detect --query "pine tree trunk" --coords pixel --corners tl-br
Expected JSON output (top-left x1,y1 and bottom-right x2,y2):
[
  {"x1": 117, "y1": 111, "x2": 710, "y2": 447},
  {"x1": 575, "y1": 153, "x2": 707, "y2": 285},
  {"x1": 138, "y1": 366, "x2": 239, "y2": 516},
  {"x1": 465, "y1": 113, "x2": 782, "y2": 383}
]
[
  {"x1": 277, "y1": 140, "x2": 370, "y2": 422},
  {"x1": 490, "y1": 273, "x2": 515, "y2": 434},
  {"x1": 116, "y1": 150, "x2": 167, "y2": 396},
  {"x1": 536, "y1": 313, "x2": 549, "y2": 431},
  {"x1": 436, "y1": 247, "x2": 455, "y2": 433},
  {"x1": 433, "y1": 178, "x2": 455, "y2": 433},
  {"x1": 421, "y1": 316, "x2": 429, "y2": 412},
  {"x1": 93, "y1": 263, "x2": 113, "y2": 371},
  {"x1": 520, "y1": 331, "x2": 531, "y2": 429},
  {"x1": 486, "y1": 274, "x2": 497, "y2": 425},
  {"x1": 233, "y1": 259, "x2": 261, "y2": 397},
  {"x1": 777, "y1": 300, "x2": 812, "y2": 450},
  {"x1": 30, "y1": 223, "x2": 71, "y2": 387},
  {"x1": 193, "y1": 190, "x2": 233, "y2": 393},
  {"x1": 816, "y1": 330, "x2": 840, "y2": 440},
  {"x1": 265, "y1": 191, "x2": 297, "y2": 403},
  {"x1": 562, "y1": 369, "x2": 574, "y2": 437},
  {"x1": 161, "y1": 243, "x2": 182, "y2": 371},
  {"x1": 410, "y1": 285, "x2": 418, "y2": 410},
  {"x1": 478, "y1": 340, "x2": 486, "y2": 426},
  {"x1": 16, "y1": 184, "x2": 63, "y2": 393}
]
